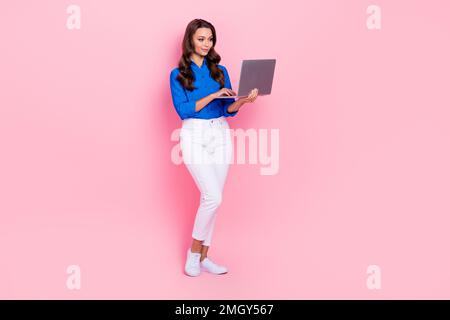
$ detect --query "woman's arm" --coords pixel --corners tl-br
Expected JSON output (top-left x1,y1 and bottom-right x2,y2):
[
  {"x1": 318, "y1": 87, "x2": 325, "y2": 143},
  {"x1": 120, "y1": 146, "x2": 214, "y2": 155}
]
[
  {"x1": 194, "y1": 93, "x2": 217, "y2": 112},
  {"x1": 170, "y1": 70, "x2": 198, "y2": 119},
  {"x1": 225, "y1": 99, "x2": 245, "y2": 113},
  {"x1": 220, "y1": 66, "x2": 239, "y2": 117}
]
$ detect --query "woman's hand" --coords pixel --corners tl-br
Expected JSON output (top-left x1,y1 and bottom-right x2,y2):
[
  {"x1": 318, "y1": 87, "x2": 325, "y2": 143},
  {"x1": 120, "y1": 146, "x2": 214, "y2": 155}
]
[
  {"x1": 237, "y1": 88, "x2": 259, "y2": 104},
  {"x1": 225, "y1": 88, "x2": 259, "y2": 113},
  {"x1": 212, "y1": 88, "x2": 236, "y2": 98}
]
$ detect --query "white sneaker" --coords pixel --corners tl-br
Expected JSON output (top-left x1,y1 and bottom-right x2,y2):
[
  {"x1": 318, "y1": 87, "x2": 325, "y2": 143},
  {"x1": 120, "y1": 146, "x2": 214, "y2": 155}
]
[
  {"x1": 200, "y1": 257, "x2": 228, "y2": 274},
  {"x1": 184, "y1": 249, "x2": 201, "y2": 277}
]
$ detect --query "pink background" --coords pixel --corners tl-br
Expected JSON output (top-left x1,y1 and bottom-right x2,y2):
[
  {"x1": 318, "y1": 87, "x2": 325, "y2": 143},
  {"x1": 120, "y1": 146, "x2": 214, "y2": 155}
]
[{"x1": 1, "y1": 0, "x2": 449, "y2": 299}]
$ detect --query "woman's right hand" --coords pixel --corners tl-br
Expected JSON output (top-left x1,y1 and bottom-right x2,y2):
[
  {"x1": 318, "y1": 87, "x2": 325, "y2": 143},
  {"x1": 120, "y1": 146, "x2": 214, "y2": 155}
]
[{"x1": 212, "y1": 88, "x2": 236, "y2": 99}]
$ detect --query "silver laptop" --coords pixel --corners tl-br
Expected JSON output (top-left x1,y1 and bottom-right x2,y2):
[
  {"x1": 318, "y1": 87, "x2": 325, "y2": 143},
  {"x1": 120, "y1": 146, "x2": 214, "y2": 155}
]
[{"x1": 215, "y1": 59, "x2": 276, "y2": 99}]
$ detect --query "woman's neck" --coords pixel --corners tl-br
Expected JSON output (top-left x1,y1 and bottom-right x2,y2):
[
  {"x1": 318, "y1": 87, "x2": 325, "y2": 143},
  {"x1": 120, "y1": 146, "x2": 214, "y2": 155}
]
[{"x1": 190, "y1": 54, "x2": 204, "y2": 68}]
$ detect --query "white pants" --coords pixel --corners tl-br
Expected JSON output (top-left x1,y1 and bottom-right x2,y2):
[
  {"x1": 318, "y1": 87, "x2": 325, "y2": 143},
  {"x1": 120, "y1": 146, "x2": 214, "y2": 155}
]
[{"x1": 179, "y1": 116, "x2": 233, "y2": 246}]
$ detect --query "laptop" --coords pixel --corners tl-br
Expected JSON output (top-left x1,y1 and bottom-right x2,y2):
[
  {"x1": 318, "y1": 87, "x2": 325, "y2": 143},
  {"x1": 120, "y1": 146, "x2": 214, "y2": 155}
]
[{"x1": 214, "y1": 59, "x2": 276, "y2": 99}]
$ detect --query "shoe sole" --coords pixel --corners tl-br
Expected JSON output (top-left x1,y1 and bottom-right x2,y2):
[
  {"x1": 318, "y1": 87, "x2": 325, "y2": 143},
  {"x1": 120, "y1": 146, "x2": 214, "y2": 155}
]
[
  {"x1": 200, "y1": 266, "x2": 228, "y2": 274},
  {"x1": 185, "y1": 270, "x2": 201, "y2": 277}
]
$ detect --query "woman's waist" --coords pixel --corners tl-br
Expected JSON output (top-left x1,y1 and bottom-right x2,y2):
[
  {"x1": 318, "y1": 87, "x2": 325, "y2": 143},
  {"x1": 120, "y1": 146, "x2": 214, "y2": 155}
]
[
  {"x1": 181, "y1": 116, "x2": 228, "y2": 129},
  {"x1": 180, "y1": 116, "x2": 231, "y2": 143}
]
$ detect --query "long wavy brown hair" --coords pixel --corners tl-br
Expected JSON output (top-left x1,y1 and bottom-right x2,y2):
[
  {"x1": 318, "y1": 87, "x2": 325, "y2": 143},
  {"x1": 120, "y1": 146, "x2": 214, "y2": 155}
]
[{"x1": 176, "y1": 19, "x2": 225, "y2": 91}]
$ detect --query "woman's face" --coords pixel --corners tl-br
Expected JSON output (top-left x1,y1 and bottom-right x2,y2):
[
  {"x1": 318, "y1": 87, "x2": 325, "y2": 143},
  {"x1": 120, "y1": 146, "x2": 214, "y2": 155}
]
[{"x1": 192, "y1": 27, "x2": 213, "y2": 57}]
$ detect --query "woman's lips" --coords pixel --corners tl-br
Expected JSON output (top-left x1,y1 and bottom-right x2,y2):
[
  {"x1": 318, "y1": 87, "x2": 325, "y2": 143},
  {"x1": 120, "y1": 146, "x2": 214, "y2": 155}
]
[{"x1": 202, "y1": 49, "x2": 209, "y2": 52}]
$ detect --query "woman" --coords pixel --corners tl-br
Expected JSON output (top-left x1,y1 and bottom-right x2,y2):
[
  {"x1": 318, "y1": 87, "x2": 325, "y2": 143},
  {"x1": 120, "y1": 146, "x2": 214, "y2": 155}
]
[{"x1": 169, "y1": 18, "x2": 258, "y2": 277}]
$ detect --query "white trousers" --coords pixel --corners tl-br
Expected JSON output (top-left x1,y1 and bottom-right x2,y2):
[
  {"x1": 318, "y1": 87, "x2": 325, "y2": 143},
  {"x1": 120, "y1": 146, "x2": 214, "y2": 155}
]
[{"x1": 179, "y1": 116, "x2": 233, "y2": 246}]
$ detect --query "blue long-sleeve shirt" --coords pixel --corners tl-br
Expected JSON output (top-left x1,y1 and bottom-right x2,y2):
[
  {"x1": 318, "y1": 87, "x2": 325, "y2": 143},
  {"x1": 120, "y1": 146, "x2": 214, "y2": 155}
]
[{"x1": 169, "y1": 59, "x2": 238, "y2": 120}]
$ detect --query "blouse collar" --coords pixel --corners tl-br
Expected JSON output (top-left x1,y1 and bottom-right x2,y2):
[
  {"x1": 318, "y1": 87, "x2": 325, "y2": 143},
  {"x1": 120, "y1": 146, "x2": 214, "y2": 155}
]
[{"x1": 190, "y1": 58, "x2": 207, "y2": 69}]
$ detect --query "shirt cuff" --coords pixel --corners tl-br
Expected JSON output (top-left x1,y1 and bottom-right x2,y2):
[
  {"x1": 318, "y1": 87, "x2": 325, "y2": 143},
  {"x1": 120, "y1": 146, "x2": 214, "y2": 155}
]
[
  {"x1": 223, "y1": 100, "x2": 238, "y2": 117},
  {"x1": 179, "y1": 100, "x2": 197, "y2": 119}
]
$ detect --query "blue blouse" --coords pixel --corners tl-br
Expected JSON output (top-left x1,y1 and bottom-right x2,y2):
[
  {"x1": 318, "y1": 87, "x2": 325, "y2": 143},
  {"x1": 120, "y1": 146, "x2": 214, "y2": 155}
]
[{"x1": 169, "y1": 59, "x2": 238, "y2": 120}]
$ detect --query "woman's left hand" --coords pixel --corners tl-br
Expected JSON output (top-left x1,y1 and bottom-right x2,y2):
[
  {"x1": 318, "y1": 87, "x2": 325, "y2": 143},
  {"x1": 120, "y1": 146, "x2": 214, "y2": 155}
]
[{"x1": 237, "y1": 88, "x2": 259, "y2": 104}]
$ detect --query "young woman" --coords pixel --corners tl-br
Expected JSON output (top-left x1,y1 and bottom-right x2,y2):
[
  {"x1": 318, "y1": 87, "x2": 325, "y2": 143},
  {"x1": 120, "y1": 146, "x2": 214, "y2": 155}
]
[{"x1": 169, "y1": 18, "x2": 258, "y2": 276}]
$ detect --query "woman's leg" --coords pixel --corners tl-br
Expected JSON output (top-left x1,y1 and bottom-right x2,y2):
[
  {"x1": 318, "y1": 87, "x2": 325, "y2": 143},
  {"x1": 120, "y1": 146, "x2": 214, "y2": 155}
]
[
  {"x1": 201, "y1": 126, "x2": 233, "y2": 258},
  {"x1": 190, "y1": 238, "x2": 203, "y2": 254},
  {"x1": 186, "y1": 161, "x2": 223, "y2": 243},
  {"x1": 180, "y1": 135, "x2": 224, "y2": 250}
]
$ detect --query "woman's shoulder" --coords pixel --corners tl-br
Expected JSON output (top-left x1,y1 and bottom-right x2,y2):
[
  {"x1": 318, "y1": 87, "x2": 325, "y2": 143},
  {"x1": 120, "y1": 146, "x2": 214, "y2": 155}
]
[
  {"x1": 217, "y1": 64, "x2": 229, "y2": 76},
  {"x1": 217, "y1": 64, "x2": 227, "y2": 71},
  {"x1": 170, "y1": 67, "x2": 180, "y2": 77}
]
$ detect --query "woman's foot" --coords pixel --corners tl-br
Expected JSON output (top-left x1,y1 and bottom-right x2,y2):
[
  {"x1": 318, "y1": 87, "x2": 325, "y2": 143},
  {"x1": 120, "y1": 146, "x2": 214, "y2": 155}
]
[
  {"x1": 200, "y1": 257, "x2": 228, "y2": 274},
  {"x1": 184, "y1": 248, "x2": 201, "y2": 276}
]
